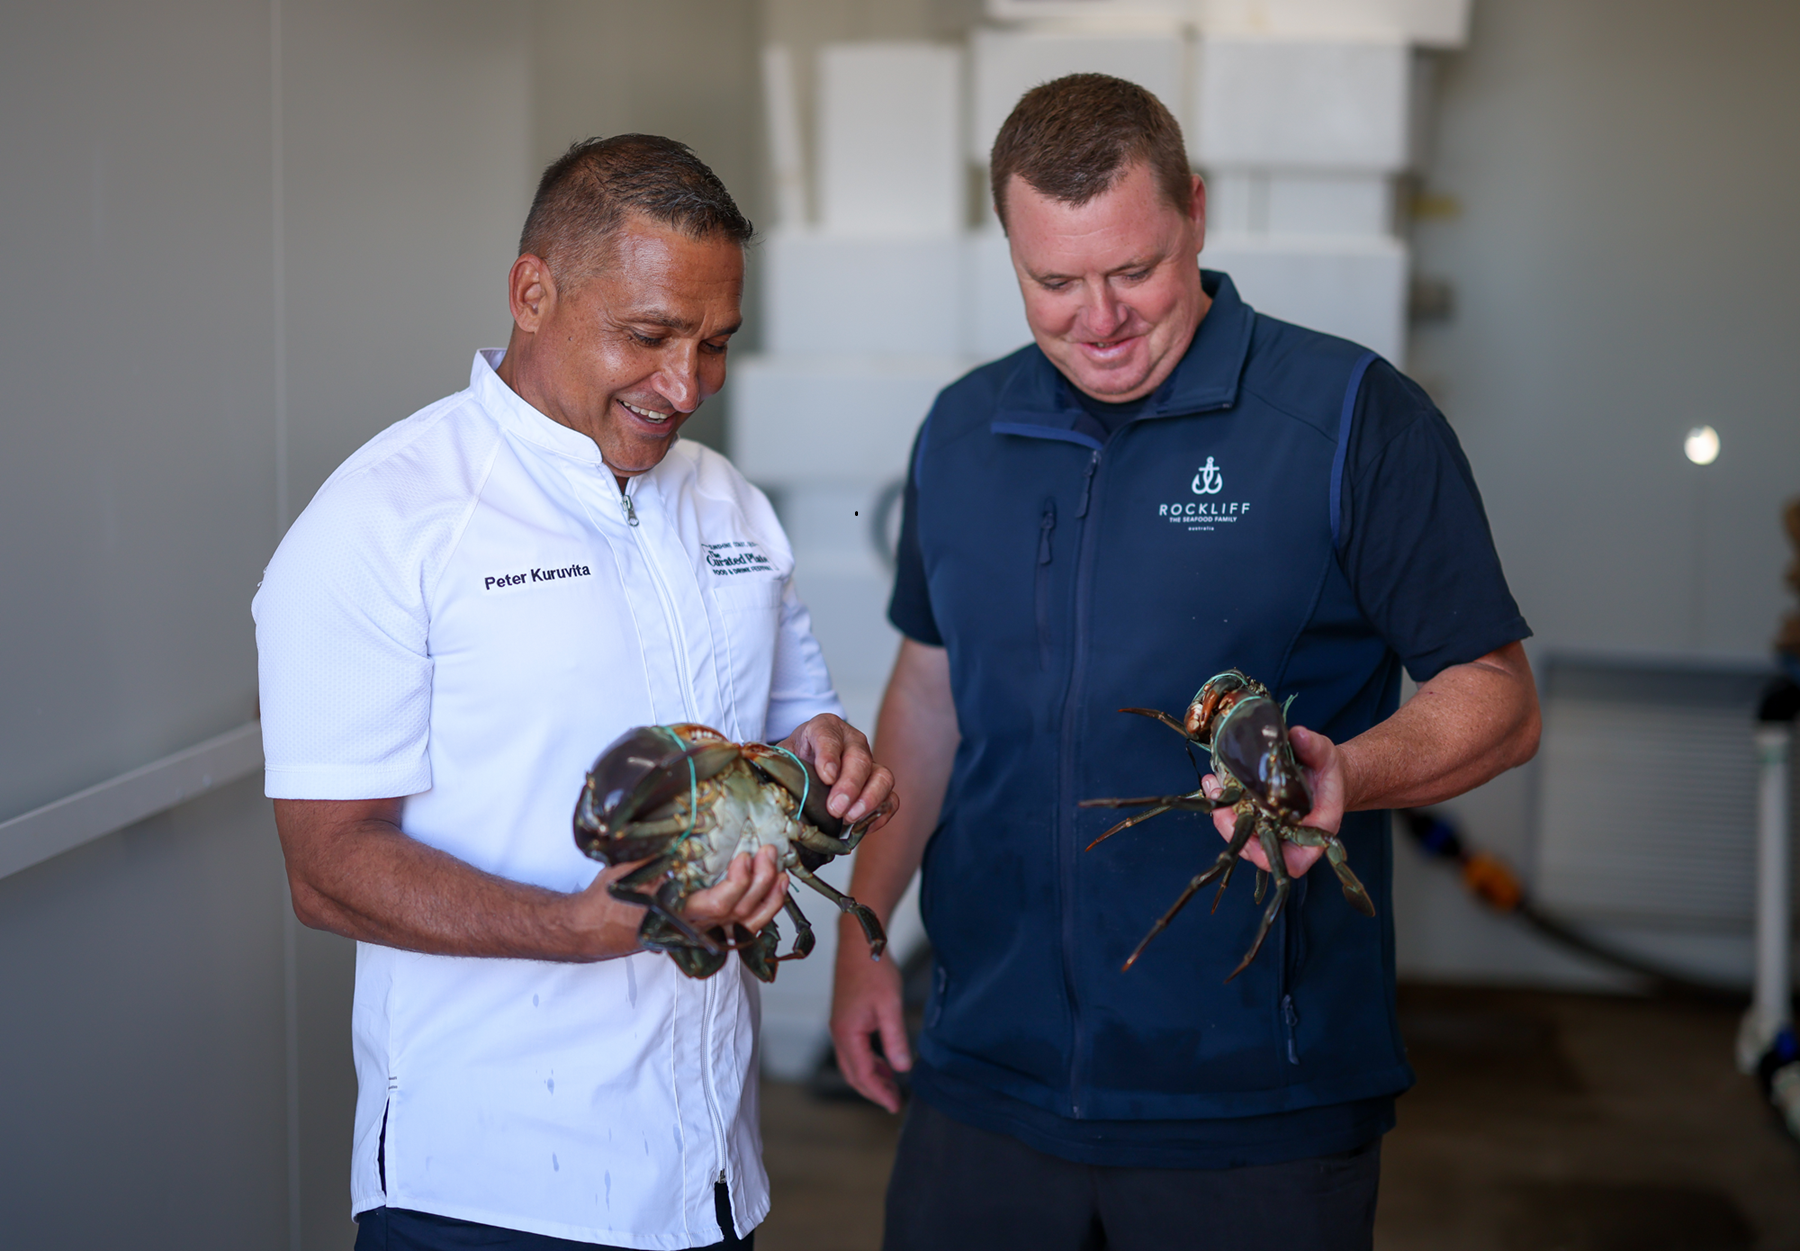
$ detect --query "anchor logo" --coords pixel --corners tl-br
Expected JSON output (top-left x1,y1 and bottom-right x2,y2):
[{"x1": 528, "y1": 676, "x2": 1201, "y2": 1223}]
[{"x1": 1191, "y1": 456, "x2": 1223, "y2": 495}]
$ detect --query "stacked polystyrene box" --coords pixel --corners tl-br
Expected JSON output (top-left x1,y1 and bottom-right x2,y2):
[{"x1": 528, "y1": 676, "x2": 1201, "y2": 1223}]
[{"x1": 730, "y1": 43, "x2": 965, "y2": 1078}]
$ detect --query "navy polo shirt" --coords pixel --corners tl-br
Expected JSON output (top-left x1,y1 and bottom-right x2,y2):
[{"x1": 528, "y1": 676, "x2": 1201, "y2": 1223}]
[{"x1": 888, "y1": 271, "x2": 1529, "y2": 1168}]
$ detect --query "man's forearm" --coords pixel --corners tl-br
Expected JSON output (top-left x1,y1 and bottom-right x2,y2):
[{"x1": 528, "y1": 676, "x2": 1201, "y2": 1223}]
[
  {"x1": 843, "y1": 639, "x2": 960, "y2": 928},
  {"x1": 1338, "y1": 641, "x2": 1540, "y2": 812},
  {"x1": 276, "y1": 799, "x2": 643, "y2": 962}
]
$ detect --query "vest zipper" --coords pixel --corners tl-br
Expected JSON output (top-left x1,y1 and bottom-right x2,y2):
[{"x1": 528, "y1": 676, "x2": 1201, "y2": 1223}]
[
  {"x1": 1035, "y1": 499, "x2": 1056, "y2": 669},
  {"x1": 1058, "y1": 448, "x2": 1102, "y2": 1117},
  {"x1": 620, "y1": 488, "x2": 640, "y2": 526}
]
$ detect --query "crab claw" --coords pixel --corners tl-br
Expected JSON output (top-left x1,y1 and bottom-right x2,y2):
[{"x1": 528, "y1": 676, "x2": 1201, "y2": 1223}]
[{"x1": 574, "y1": 725, "x2": 739, "y2": 859}]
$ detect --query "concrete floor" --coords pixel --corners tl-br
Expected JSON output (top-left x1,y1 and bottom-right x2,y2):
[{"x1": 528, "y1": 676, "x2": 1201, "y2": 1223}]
[{"x1": 755, "y1": 984, "x2": 1800, "y2": 1251}]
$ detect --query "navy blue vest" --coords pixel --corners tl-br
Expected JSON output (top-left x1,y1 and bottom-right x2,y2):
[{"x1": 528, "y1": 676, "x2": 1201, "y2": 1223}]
[{"x1": 901, "y1": 273, "x2": 1418, "y2": 1132}]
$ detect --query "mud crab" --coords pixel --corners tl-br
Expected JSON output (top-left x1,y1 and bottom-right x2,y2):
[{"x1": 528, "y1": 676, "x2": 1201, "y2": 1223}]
[
  {"x1": 574, "y1": 723, "x2": 887, "y2": 981},
  {"x1": 1081, "y1": 670, "x2": 1375, "y2": 979}
]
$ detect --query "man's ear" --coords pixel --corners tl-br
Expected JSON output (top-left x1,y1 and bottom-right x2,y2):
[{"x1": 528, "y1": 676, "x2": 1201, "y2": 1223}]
[
  {"x1": 1189, "y1": 173, "x2": 1207, "y2": 254},
  {"x1": 508, "y1": 253, "x2": 557, "y2": 333}
]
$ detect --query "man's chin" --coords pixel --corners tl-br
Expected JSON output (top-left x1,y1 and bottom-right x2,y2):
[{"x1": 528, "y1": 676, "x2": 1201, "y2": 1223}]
[{"x1": 1065, "y1": 358, "x2": 1154, "y2": 402}]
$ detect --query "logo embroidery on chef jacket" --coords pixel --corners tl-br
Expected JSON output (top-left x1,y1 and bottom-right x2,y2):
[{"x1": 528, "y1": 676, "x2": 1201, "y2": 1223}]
[
  {"x1": 703, "y1": 541, "x2": 775, "y2": 577},
  {"x1": 1159, "y1": 456, "x2": 1250, "y2": 533},
  {"x1": 482, "y1": 562, "x2": 592, "y2": 591}
]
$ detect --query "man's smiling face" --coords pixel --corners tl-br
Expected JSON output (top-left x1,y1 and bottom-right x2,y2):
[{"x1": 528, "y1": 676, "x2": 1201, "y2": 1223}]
[
  {"x1": 499, "y1": 215, "x2": 744, "y2": 482},
  {"x1": 1005, "y1": 161, "x2": 1209, "y2": 403}
]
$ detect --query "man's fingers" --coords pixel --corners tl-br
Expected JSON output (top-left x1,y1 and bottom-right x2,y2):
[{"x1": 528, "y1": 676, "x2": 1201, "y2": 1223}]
[
  {"x1": 727, "y1": 846, "x2": 782, "y2": 920},
  {"x1": 840, "y1": 1032, "x2": 900, "y2": 1113},
  {"x1": 683, "y1": 852, "x2": 753, "y2": 924},
  {"x1": 835, "y1": 1021, "x2": 901, "y2": 1114},
  {"x1": 739, "y1": 872, "x2": 788, "y2": 934},
  {"x1": 842, "y1": 763, "x2": 892, "y2": 825},
  {"x1": 801, "y1": 717, "x2": 845, "y2": 786},
  {"x1": 877, "y1": 996, "x2": 913, "y2": 1074}
]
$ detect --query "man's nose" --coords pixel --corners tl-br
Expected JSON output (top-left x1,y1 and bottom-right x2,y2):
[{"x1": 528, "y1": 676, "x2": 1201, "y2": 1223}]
[
  {"x1": 652, "y1": 344, "x2": 702, "y2": 413},
  {"x1": 1077, "y1": 281, "x2": 1128, "y2": 338}
]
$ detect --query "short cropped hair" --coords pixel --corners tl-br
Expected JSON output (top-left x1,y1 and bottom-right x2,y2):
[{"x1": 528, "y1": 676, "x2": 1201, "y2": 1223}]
[
  {"x1": 989, "y1": 74, "x2": 1192, "y2": 232},
  {"x1": 518, "y1": 134, "x2": 753, "y2": 289}
]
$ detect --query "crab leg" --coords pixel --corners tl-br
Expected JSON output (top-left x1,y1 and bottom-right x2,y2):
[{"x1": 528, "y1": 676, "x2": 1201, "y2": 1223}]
[
  {"x1": 1121, "y1": 807, "x2": 1258, "y2": 971},
  {"x1": 1078, "y1": 789, "x2": 1238, "y2": 850},
  {"x1": 788, "y1": 862, "x2": 887, "y2": 959},
  {"x1": 1120, "y1": 707, "x2": 1195, "y2": 739},
  {"x1": 1284, "y1": 825, "x2": 1377, "y2": 917},
  {"x1": 607, "y1": 855, "x2": 722, "y2": 955},
  {"x1": 775, "y1": 894, "x2": 816, "y2": 962},
  {"x1": 1226, "y1": 821, "x2": 1292, "y2": 982}
]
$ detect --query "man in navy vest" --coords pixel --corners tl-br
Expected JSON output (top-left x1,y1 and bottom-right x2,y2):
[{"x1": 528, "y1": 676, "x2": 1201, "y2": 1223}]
[{"x1": 828, "y1": 74, "x2": 1541, "y2": 1250}]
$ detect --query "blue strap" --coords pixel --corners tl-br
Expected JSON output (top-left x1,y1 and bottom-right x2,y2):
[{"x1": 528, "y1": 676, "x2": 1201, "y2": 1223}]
[
  {"x1": 772, "y1": 744, "x2": 810, "y2": 818},
  {"x1": 667, "y1": 752, "x2": 700, "y2": 851},
  {"x1": 1329, "y1": 352, "x2": 1378, "y2": 550}
]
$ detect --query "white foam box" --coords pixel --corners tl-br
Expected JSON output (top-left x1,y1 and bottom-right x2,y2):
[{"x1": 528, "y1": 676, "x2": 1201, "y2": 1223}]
[
  {"x1": 727, "y1": 354, "x2": 972, "y2": 487},
  {"x1": 817, "y1": 42, "x2": 965, "y2": 236},
  {"x1": 1205, "y1": 170, "x2": 1395, "y2": 237},
  {"x1": 777, "y1": 482, "x2": 905, "y2": 696},
  {"x1": 1202, "y1": 232, "x2": 1408, "y2": 364},
  {"x1": 760, "y1": 232, "x2": 966, "y2": 358},
  {"x1": 964, "y1": 228, "x2": 1034, "y2": 362},
  {"x1": 986, "y1": 0, "x2": 1189, "y2": 23},
  {"x1": 969, "y1": 27, "x2": 1189, "y2": 166},
  {"x1": 1195, "y1": 0, "x2": 1471, "y2": 48},
  {"x1": 1194, "y1": 37, "x2": 1410, "y2": 171}
]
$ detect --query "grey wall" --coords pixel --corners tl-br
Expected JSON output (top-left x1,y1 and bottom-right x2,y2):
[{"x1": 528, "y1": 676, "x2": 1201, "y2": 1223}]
[
  {"x1": 0, "y1": 0, "x2": 536, "y2": 1245},
  {"x1": 0, "y1": 0, "x2": 276, "y2": 822},
  {"x1": 1394, "y1": 0, "x2": 1800, "y2": 984}
]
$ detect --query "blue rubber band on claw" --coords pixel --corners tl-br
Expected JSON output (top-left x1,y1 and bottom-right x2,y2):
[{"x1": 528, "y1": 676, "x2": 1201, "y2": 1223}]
[{"x1": 772, "y1": 744, "x2": 810, "y2": 819}]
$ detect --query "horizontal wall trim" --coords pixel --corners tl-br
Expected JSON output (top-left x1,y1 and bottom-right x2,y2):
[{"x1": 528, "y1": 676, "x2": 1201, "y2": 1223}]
[{"x1": 0, "y1": 722, "x2": 264, "y2": 881}]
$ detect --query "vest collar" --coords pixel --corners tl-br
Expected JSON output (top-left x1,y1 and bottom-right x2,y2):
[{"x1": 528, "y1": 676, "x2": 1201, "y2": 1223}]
[{"x1": 992, "y1": 269, "x2": 1254, "y2": 430}]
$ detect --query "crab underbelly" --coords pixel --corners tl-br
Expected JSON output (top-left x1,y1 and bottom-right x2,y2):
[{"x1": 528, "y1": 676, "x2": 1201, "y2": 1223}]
[{"x1": 689, "y1": 773, "x2": 803, "y2": 884}]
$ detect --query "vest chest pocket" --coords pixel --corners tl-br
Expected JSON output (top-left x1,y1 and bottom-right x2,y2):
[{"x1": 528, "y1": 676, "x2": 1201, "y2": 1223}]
[{"x1": 1035, "y1": 498, "x2": 1056, "y2": 669}]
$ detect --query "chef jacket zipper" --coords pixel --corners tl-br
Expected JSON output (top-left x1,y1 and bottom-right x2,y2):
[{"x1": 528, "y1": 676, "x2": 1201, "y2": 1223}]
[
  {"x1": 622, "y1": 477, "x2": 697, "y2": 721},
  {"x1": 700, "y1": 972, "x2": 730, "y2": 1212},
  {"x1": 1058, "y1": 448, "x2": 1102, "y2": 1116}
]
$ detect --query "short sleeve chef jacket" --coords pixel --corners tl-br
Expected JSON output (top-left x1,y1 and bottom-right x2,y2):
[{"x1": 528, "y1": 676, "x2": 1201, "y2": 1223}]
[{"x1": 253, "y1": 350, "x2": 842, "y2": 1248}]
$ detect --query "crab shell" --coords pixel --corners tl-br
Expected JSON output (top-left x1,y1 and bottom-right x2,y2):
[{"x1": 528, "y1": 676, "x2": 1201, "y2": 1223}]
[
  {"x1": 1184, "y1": 670, "x2": 1313, "y2": 823},
  {"x1": 572, "y1": 723, "x2": 844, "y2": 878}
]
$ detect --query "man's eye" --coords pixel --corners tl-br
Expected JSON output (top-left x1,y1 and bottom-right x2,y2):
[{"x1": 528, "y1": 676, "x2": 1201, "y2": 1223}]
[
  {"x1": 632, "y1": 332, "x2": 666, "y2": 348},
  {"x1": 1122, "y1": 269, "x2": 1152, "y2": 282},
  {"x1": 703, "y1": 340, "x2": 730, "y2": 355},
  {"x1": 1040, "y1": 279, "x2": 1071, "y2": 292}
]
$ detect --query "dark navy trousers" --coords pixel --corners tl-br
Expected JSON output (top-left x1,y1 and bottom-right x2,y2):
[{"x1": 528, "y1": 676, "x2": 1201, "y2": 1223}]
[
  {"x1": 354, "y1": 1182, "x2": 753, "y2": 1251},
  {"x1": 883, "y1": 1097, "x2": 1381, "y2": 1251}
]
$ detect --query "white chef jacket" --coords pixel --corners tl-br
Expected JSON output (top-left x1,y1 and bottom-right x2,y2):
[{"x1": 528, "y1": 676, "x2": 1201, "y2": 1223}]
[{"x1": 253, "y1": 350, "x2": 842, "y2": 1247}]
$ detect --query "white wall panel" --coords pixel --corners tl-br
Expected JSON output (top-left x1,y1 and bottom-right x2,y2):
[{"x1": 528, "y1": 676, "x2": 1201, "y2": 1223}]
[
  {"x1": 729, "y1": 355, "x2": 968, "y2": 485},
  {"x1": 762, "y1": 233, "x2": 966, "y2": 356},
  {"x1": 1196, "y1": 37, "x2": 1410, "y2": 171},
  {"x1": 970, "y1": 28, "x2": 1188, "y2": 164},
  {"x1": 817, "y1": 42, "x2": 965, "y2": 235},
  {"x1": 1206, "y1": 170, "x2": 1395, "y2": 236},
  {"x1": 966, "y1": 228, "x2": 1035, "y2": 361},
  {"x1": 1196, "y1": 0, "x2": 1472, "y2": 47},
  {"x1": 1203, "y1": 234, "x2": 1408, "y2": 363}
]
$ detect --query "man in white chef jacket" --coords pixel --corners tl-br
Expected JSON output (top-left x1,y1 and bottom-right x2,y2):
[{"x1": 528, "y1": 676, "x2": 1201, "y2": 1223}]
[{"x1": 254, "y1": 134, "x2": 895, "y2": 1251}]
